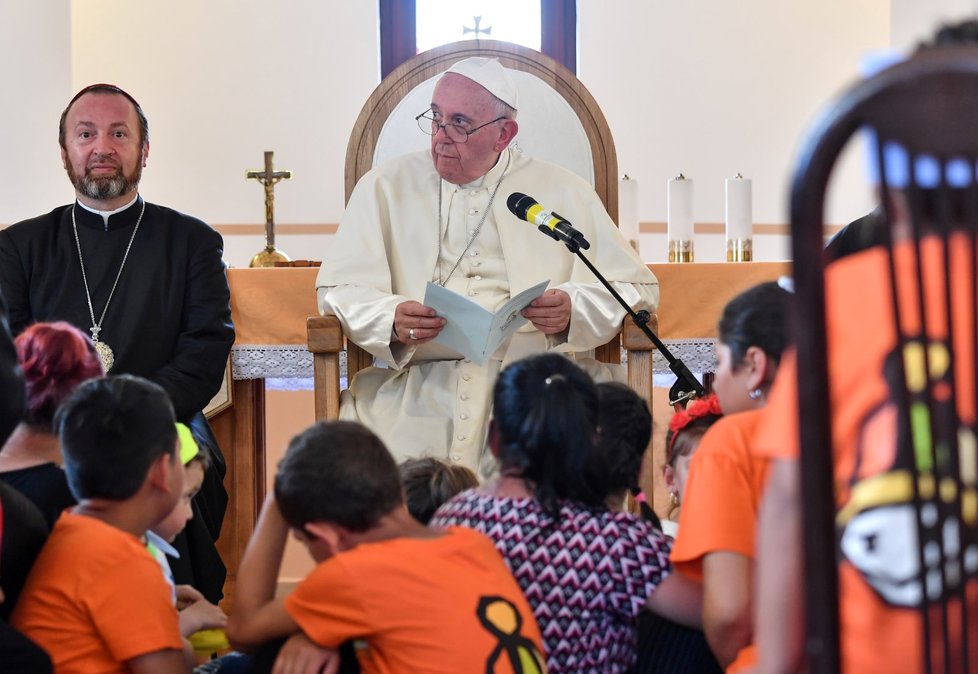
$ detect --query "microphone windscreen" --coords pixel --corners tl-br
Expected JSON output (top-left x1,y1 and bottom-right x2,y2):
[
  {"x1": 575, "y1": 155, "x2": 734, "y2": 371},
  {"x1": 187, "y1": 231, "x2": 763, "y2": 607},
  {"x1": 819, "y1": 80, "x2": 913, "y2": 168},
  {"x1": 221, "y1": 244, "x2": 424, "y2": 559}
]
[{"x1": 507, "y1": 192, "x2": 533, "y2": 219}]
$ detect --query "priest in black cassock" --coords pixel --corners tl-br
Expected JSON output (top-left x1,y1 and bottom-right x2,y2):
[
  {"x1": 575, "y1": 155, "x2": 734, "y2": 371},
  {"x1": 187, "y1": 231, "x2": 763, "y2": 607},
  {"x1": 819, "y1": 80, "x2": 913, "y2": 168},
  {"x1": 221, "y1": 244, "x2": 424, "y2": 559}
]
[{"x1": 0, "y1": 84, "x2": 234, "y2": 603}]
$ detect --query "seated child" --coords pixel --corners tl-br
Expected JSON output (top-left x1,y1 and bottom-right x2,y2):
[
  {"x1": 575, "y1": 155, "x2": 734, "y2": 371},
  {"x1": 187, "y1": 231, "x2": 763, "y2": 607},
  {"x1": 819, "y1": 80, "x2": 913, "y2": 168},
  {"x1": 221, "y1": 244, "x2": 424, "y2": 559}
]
[
  {"x1": 147, "y1": 423, "x2": 227, "y2": 638},
  {"x1": 661, "y1": 394, "x2": 723, "y2": 536},
  {"x1": 227, "y1": 421, "x2": 545, "y2": 674},
  {"x1": 398, "y1": 457, "x2": 478, "y2": 524},
  {"x1": 595, "y1": 381, "x2": 655, "y2": 515},
  {"x1": 12, "y1": 375, "x2": 192, "y2": 673}
]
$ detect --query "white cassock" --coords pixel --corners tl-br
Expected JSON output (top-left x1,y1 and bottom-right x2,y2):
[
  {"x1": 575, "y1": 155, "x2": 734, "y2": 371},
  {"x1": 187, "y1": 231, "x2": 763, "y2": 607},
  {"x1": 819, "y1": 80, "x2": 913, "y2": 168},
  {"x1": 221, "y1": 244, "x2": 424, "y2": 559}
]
[{"x1": 317, "y1": 147, "x2": 659, "y2": 478}]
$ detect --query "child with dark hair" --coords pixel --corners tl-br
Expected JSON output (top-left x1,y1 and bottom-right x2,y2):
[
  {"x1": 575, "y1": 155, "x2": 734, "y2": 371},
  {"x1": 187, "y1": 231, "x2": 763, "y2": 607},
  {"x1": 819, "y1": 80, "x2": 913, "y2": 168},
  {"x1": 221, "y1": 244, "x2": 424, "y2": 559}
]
[
  {"x1": 0, "y1": 321, "x2": 103, "y2": 527},
  {"x1": 12, "y1": 375, "x2": 191, "y2": 673},
  {"x1": 398, "y1": 457, "x2": 478, "y2": 524},
  {"x1": 432, "y1": 353, "x2": 672, "y2": 674},
  {"x1": 595, "y1": 381, "x2": 652, "y2": 512},
  {"x1": 661, "y1": 395, "x2": 724, "y2": 532},
  {"x1": 227, "y1": 420, "x2": 545, "y2": 674}
]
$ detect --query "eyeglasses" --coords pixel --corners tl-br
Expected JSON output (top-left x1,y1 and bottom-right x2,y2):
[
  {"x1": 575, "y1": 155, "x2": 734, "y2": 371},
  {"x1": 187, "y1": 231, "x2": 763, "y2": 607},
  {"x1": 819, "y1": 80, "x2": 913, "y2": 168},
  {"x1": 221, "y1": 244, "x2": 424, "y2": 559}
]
[{"x1": 415, "y1": 109, "x2": 506, "y2": 143}]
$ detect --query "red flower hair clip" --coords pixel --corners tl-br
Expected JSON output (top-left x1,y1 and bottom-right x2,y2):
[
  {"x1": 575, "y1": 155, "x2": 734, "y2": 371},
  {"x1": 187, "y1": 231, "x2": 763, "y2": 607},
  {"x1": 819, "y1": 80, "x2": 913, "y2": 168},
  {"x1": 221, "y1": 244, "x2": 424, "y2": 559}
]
[{"x1": 666, "y1": 393, "x2": 723, "y2": 462}]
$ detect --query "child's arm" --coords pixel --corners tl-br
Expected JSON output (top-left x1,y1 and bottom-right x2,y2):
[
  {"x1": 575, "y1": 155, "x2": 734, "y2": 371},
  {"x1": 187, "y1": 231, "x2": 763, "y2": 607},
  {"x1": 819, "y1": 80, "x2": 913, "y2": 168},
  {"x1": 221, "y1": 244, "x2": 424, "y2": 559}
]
[
  {"x1": 702, "y1": 551, "x2": 753, "y2": 667},
  {"x1": 226, "y1": 495, "x2": 301, "y2": 652},
  {"x1": 645, "y1": 570, "x2": 704, "y2": 628}
]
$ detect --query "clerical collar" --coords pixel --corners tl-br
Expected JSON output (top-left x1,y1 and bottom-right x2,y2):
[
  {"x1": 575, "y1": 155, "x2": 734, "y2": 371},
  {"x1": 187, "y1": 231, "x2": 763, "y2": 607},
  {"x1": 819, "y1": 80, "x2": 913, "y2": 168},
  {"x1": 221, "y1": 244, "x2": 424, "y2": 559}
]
[{"x1": 73, "y1": 194, "x2": 143, "y2": 232}]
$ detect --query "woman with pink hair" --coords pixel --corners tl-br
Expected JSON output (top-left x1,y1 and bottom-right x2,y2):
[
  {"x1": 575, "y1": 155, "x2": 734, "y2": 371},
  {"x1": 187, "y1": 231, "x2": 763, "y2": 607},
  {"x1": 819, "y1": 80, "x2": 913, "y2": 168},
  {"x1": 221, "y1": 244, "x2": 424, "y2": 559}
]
[{"x1": 0, "y1": 322, "x2": 103, "y2": 527}]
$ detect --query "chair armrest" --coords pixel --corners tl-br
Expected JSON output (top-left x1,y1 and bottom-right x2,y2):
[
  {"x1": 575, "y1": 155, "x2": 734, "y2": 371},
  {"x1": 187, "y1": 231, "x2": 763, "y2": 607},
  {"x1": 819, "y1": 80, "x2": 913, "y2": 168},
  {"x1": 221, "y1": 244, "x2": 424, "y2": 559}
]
[
  {"x1": 306, "y1": 316, "x2": 344, "y2": 420},
  {"x1": 622, "y1": 313, "x2": 660, "y2": 352},
  {"x1": 306, "y1": 315, "x2": 344, "y2": 354}
]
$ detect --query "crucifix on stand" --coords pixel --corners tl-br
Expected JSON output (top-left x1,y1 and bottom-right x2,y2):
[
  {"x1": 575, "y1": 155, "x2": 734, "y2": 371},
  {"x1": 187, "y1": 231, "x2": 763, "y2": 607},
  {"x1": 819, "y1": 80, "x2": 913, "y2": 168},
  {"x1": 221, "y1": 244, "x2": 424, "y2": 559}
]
[{"x1": 247, "y1": 150, "x2": 293, "y2": 267}]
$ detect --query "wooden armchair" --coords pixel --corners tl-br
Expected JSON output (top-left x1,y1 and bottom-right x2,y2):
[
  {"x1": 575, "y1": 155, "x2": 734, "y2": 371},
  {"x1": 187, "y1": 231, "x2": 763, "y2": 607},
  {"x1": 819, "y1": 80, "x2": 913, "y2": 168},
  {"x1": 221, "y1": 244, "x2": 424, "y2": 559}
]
[{"x1": 307, "y1": 39, "x2": 657, "y2": 439}]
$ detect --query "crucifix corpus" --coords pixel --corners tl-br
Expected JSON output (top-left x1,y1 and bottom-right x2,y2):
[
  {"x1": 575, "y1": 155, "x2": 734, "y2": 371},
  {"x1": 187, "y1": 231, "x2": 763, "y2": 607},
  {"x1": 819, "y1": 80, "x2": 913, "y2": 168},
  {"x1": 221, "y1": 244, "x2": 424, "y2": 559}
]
[{"x1": 247, "y1": 150, "x2": 293, "y2": 267}]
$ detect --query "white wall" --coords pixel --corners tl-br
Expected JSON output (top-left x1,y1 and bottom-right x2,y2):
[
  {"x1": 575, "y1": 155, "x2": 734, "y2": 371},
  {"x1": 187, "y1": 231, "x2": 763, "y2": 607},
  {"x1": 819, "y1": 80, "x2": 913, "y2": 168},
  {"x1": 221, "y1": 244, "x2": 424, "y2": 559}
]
[
  {"x1": 580, "y1": 0, "x2": 890, "y2": 263},
  {"x1": 0, "y1": 1, "x2": 73, "y2": 223},
  {"x1": 1, "y1": 1, "x2": 976, "y2": 266},
  {"x1": 69, "y1": 0, "x2": 377, "y2": 228}
]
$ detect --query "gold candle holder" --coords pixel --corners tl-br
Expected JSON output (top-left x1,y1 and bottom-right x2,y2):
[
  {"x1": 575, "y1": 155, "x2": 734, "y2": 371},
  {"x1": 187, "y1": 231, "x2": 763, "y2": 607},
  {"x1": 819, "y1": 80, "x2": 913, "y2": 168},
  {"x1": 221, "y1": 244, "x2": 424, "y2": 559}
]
[
  {"x1": 668, "y1": 239, "x2": 694, "y2": 263},
  {"x1": 726, "y1": 237, "x2": 753, "y2": 262}
]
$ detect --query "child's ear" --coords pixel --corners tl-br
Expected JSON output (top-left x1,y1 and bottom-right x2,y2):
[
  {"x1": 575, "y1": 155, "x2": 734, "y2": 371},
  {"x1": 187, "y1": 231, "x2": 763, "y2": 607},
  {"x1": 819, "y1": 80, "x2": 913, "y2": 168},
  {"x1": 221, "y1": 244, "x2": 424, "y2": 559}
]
[
  {"x1": 147, "y1": 451, "x2": 177, "y2": 493},
  {"x1": 304, "y1": 521, "x2": 342, "y2": 555}
]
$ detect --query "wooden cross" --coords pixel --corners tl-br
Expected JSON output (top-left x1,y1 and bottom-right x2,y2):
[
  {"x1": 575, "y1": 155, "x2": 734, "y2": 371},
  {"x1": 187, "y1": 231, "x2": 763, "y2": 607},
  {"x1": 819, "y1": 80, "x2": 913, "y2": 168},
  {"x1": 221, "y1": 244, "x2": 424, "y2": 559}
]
[
  {"x1": 463, "y1": 16, "x2": 492, "y2": 38},
  {"x1": 246, "y1": 150, "x2": 292, "y2": 249}
]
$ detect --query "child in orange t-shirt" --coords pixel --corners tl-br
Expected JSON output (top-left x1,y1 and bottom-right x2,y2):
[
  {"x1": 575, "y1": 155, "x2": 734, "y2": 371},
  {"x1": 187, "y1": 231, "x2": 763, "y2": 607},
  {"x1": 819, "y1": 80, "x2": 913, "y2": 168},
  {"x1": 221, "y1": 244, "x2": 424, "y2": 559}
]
[
  {"x1": 753, "y1": 236, "x2": 978, "y2": 674},
  {"x1": 669, "y1": 281, "x2": 791, "y2": 673},
  {"x1": 227, "y1": 421, "x2": 546, "y2": 674},
  {"x1": 12, "y1": 375, "x2": 191, "y2": 673}
]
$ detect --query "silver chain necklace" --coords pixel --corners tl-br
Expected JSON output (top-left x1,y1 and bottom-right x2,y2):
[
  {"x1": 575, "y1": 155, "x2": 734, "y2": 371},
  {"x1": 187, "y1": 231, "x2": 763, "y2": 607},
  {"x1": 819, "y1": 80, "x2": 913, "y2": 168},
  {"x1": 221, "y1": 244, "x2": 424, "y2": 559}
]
[
  {"x1": 71, "y1": 199, "x2": 146, "y2": 372},
  {"x1": 434, "y1": 150, "x2": 511, "y2": 286}
]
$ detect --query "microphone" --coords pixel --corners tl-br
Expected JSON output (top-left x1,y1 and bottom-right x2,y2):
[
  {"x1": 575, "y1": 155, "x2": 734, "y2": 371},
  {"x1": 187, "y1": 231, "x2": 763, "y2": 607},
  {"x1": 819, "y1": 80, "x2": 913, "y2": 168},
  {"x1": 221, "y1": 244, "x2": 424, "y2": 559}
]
[{"x1": 507, "y1": 192, "x2": 591, "y2": 250}]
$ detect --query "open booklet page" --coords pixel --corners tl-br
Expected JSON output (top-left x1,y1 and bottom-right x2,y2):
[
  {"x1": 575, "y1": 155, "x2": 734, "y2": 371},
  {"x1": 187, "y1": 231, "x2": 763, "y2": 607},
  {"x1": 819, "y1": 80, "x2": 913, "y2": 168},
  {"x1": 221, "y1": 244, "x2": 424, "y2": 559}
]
[{"x1": 423, "y1": 280, "x2": 550, "y2": 365}]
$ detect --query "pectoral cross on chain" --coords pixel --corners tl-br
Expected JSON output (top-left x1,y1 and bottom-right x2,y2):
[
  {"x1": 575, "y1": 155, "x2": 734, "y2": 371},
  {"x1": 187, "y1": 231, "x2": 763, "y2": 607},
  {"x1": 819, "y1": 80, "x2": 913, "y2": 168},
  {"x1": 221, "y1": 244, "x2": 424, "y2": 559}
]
[
  {"x1": 463, "y1": 16, "x2": 492, "y2": 38},
  {"x1": 246, "y1": 151, "x2": 292, "y2": 250}
]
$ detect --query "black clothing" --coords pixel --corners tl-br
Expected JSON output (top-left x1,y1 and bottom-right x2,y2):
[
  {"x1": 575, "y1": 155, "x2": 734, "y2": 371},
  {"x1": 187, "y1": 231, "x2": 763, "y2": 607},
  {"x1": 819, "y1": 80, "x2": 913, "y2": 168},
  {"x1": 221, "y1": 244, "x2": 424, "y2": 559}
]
[
  {"x1": 0, "y1": 289, "x2": 24, "y2": 447},
  {"x1": 0, "y1": 622, "x2": 52, "y2": 674},
  {"x1": 825, "y1": 208, "x2": 886, "y2": 262},
  {"x1": 0, "y1": 198, "x2": 234, "y2": 420},
  {"x1": 0, "y1": 463, "x2": 75, "y2": 530},
  {"x1": 0, "y1": 481, "x2": 48, "y2": 621},
  {"x1": 0, "y1": 197, "x2": 234, "y2": 602}
]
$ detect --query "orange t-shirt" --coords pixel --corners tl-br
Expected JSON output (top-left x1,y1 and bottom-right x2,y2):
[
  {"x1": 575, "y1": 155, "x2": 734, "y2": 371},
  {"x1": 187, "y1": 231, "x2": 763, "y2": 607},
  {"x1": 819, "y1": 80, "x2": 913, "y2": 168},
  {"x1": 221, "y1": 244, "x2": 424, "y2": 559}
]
[
  {"x1": 11, "y1": 510, "x2": 183, "y2": 673},
  {"x1": 284, "y1": 526, "x2": 546, "y2": 674},
  {"x1": 671, "y1": 408, "x2": 769, "y2": 672},
  {"x1": 753, "y1": 239, "x2": 978, "y2": 673}
]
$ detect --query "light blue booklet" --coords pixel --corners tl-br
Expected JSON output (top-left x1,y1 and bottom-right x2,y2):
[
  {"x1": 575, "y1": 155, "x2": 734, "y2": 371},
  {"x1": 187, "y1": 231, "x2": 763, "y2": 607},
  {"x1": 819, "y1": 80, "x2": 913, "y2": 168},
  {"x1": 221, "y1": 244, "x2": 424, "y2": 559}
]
[{"x1": 423, "y1": 280, "x2": 550, "y2": 365}]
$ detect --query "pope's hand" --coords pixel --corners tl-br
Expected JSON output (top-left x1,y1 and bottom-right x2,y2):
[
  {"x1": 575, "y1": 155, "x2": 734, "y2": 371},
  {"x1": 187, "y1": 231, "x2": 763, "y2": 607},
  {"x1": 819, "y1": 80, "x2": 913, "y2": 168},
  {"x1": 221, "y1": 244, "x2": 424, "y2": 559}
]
[
  {"x1": 394, "y1": 301, "x2": 446, "y2": 344},
  {"x1": 521, "y1": 289, "x2": 571, "y2": 334}
]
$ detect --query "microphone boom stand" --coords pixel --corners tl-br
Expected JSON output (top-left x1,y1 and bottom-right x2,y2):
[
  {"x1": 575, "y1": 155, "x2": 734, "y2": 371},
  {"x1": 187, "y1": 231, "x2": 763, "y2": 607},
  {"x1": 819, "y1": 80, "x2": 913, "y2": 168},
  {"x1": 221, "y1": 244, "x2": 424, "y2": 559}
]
[{"x1": 554, "y1": 233, "x2": 707, "y2": 406}]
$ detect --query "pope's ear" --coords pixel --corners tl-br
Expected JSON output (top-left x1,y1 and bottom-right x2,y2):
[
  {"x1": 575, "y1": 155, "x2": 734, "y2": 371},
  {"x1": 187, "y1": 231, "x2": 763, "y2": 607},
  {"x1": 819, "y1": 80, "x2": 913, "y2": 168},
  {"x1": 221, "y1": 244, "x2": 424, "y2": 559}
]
[
  {"x1": 141, "y1": 141, "x2": 150, "y2": 167},
  {"x1": 494, "y1": 119, "x2": 519, "y2": 152}
]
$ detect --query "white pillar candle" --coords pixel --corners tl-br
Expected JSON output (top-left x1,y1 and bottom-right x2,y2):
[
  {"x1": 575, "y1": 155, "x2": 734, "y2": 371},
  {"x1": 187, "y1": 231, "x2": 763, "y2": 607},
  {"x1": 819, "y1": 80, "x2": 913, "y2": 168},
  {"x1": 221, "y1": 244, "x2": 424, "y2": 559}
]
[
  {"x1": 618, "y1": 175, "x2": 640, "y2": 252},
  {"x1": 725, "y1": 174, "x2": 753, "y2": 240},
  {"x1": 667, "y1": 174, "x2": 694, "y2": 241}
]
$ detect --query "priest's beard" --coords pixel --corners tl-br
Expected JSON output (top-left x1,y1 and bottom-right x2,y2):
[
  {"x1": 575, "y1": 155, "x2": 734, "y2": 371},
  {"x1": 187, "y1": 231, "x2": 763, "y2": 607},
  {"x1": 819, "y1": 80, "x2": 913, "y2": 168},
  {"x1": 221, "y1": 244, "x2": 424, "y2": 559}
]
[{"x1": 66, "y1": 156, "x2": 142, "y2": 202}]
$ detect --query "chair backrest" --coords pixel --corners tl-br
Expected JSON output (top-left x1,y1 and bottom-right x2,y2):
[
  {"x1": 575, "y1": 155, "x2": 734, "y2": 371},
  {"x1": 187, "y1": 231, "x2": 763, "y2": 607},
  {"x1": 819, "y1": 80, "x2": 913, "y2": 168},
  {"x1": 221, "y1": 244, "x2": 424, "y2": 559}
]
[
  {"x1": 342, "y1": 39, "x2": 621, "y2": 373},
  {"x1": 790, "y1": 46, "x2": 978, "y2": 674}
]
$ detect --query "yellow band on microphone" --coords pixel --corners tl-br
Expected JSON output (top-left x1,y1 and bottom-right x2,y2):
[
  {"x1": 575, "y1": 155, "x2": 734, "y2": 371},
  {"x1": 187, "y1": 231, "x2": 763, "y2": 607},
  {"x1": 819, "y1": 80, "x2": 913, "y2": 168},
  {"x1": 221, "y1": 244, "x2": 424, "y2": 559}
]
[{"x1": 526, "y1": 203, "x2": 546, "y2": 223}]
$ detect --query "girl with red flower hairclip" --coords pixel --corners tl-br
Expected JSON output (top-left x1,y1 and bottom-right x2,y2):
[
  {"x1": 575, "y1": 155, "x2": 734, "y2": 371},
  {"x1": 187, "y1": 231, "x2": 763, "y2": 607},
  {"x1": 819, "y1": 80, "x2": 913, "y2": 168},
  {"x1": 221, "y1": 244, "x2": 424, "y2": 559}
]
[
  {"x1": 660, "y1": 281, "x2": 791, "y2": 671},
  {"x1": 662, "y1": 394, "x2": 723, "y2": 527}
]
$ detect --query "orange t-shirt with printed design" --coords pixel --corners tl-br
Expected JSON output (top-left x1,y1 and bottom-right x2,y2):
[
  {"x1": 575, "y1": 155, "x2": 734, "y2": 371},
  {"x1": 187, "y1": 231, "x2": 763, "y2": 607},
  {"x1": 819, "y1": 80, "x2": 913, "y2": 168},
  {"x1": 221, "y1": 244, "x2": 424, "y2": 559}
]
[
  {"x1": 753, "y1": 239, "x2": 978, "y2": 674},
  {"x1": 671, "y1": 408, "x2": 770, "y2": 672},
  {"x1": 11, "y1": 510, "x2": 184, "y2": 674},
  {"x1": 284, "y1": 526, "x2": 546, "y2": 674}
]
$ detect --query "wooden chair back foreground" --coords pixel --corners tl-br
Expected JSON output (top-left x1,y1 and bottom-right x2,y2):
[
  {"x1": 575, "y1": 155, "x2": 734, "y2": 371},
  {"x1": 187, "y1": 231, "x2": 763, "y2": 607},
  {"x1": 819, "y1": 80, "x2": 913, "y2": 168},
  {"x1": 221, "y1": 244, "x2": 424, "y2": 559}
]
[{"x1": 789, "y1": 46, "x2": 978, "y2": 673}]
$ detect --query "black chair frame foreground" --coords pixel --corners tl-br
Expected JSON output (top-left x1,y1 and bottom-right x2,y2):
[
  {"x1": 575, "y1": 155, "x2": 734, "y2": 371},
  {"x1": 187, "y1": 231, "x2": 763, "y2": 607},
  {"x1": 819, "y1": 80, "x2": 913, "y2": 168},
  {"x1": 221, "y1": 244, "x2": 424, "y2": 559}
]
[{"x1": 791, "y1": 46, "x2": 978, "y2": 674}]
